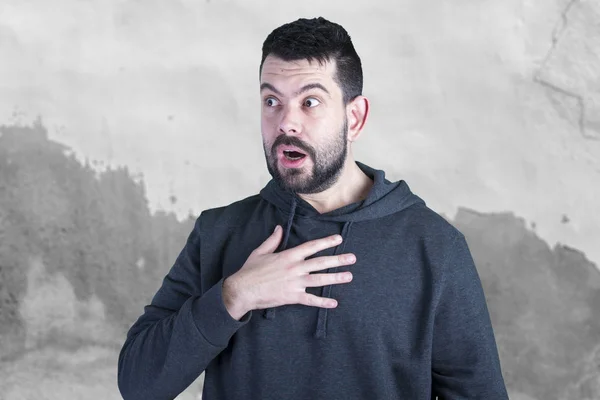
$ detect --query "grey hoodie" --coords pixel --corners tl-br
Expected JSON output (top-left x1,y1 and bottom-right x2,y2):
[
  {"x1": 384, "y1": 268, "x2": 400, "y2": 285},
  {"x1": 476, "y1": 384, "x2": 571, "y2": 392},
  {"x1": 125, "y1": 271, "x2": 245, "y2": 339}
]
[{"x1": 118, "y1": 161, "x2": 509, "y2": 399}]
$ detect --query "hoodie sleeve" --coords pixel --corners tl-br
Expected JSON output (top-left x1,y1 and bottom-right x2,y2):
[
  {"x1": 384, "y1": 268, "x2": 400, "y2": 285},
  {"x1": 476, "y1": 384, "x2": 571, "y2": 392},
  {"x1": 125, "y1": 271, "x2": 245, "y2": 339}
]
[
  {"x1": 431, "y1": 232, "x2": 509, "y2": 399},
  {"x1": 117, "y1": 214, "x2": 252, "y2": 400}
]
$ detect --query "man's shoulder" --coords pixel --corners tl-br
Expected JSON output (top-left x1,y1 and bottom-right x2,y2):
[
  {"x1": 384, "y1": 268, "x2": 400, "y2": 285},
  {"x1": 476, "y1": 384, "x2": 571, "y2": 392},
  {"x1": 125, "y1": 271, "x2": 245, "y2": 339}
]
[
  {"x1": 401, "y1": 201, "x2": 464, "y2": 243},
  {"x1": 196, "y1": 193, "x2": 263, "y2": 230}
]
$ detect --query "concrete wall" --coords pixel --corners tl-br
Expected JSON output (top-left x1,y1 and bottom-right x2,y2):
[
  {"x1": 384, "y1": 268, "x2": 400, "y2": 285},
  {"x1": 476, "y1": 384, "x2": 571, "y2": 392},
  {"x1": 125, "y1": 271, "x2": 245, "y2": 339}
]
[{"x1": 0, "y1": 1, "x2": 598, "y2": 399}]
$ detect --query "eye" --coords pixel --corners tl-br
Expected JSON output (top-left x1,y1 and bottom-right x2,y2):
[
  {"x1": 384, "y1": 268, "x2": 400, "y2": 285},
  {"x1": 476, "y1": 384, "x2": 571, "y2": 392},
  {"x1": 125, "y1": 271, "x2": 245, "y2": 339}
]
[
  {"x1": 265, "y1": 97, "x2": 280, "y2": 107},
  {"x1": 303, "y1": 97, "x2": 321, "y2": 108}
]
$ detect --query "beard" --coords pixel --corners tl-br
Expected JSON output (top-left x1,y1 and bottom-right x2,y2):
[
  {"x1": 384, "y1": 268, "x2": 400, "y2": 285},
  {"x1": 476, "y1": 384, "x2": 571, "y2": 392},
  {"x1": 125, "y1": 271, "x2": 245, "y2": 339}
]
[{"x1": 263, "y1": 117, "x2": 349, "y2": 195}]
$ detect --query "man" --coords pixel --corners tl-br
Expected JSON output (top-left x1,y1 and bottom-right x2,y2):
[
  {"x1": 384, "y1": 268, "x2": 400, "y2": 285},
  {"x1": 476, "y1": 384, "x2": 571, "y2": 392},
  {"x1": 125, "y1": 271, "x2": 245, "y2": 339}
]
[{"x1": 118, "y1": 16, "x2": 509, "y2": 400}]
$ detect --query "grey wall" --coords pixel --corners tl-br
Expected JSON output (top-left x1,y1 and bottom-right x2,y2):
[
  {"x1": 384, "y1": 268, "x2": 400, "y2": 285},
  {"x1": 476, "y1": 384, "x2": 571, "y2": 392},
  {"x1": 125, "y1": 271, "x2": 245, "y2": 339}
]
[{"x1": 0, "y1": 1, "x2": 599, "y2": 399}]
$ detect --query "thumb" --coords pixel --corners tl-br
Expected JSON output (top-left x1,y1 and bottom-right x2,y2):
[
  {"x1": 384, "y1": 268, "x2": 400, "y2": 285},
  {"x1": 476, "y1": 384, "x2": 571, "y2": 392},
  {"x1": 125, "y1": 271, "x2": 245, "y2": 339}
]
[{"x1": 255, "y1": 225, "x2": 283, "y2": 255}]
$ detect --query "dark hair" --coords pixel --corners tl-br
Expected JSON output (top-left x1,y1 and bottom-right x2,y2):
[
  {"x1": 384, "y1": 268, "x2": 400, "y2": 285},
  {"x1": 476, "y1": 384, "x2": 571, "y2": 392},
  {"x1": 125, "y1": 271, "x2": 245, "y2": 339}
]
[{"x1": 259, "y1": 17, "x2": 363, "y2": 105}]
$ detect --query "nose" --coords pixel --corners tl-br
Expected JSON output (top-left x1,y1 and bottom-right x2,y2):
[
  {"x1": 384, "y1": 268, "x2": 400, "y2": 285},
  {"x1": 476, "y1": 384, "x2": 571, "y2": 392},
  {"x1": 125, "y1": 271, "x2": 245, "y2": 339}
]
[{"x1": 278, "y1": 106, "x2": 302, "y2": 136}]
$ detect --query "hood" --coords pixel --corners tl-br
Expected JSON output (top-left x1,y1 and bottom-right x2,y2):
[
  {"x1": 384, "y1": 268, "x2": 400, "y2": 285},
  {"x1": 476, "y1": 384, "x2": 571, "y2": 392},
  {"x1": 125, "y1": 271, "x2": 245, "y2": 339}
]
[{"x1": 258, "y1": 161, "x2": 425, "y2": 339}]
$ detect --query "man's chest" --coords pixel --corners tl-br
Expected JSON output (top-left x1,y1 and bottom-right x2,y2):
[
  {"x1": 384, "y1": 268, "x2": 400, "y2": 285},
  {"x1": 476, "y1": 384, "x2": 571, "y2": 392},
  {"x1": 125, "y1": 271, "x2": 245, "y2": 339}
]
[{"x1": 214, "y1": 225, "x2": 435, "y2": 339}]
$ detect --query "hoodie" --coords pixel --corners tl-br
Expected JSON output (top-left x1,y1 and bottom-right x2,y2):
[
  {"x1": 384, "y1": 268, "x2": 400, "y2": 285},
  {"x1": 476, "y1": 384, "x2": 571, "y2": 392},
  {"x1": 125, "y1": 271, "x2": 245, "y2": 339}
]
[{"x1": 118, "y1": 161, "x2": 509, "y2": 400}]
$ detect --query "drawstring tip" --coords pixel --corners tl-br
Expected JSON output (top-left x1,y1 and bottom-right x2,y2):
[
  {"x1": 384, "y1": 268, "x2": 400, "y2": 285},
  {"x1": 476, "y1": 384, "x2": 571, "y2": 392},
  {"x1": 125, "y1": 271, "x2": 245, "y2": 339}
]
[
  {"x1": 314, "y1": 307, "x2": 328, "y2": 339},
  {"x1": 314, "y1": 329, "x2": 326, "y2": 339}
]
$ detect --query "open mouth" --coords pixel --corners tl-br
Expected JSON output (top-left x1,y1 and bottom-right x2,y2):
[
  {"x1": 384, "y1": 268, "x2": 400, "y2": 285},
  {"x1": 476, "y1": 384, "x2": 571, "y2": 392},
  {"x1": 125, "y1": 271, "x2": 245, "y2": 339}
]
[{"x1": 283, "y1": 150, "x2": 306, "y2": 161}]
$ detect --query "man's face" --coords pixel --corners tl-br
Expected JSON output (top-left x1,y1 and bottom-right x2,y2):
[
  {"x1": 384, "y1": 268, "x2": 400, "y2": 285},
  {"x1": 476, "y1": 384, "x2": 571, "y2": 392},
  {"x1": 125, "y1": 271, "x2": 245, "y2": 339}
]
[{"x1": 260, "y1": 55, "x2": 349, "y2": 194}]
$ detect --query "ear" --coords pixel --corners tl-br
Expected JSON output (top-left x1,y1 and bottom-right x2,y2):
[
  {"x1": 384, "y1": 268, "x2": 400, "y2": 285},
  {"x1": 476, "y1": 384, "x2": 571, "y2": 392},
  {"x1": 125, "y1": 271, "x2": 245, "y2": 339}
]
[{"x1": 346, "y1": 95, "x2": 370, "y2": 142}]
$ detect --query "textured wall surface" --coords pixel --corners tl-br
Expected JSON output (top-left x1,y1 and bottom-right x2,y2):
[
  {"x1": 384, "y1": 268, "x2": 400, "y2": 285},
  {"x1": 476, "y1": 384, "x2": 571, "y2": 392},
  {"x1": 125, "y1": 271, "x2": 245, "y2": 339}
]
[{"x1": 0, "y1": 1, "x2": 599, "y2": 399}]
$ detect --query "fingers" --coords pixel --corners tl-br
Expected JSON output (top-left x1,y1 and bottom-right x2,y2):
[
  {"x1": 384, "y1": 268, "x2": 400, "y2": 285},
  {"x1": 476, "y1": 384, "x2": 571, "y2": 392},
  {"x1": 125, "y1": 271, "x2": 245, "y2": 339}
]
[
  {"x1": 254, "y1": 225, "x2": 283, "y2": 255},
  {"x1": 303, "y1": 272, "x2": 353, "y2": 288},
  {"x1": 301, "y1": 253, "x2": 356, "y2": 273},
  {"x1": 256, "y1": 229, "x2": 343, "y2": 259},
  {"x1": 297, "y1": 292, "x2": 338, "y2": 308},
  {"x1": 292, "y1": 234, "x2": 344, "y2": 259}
]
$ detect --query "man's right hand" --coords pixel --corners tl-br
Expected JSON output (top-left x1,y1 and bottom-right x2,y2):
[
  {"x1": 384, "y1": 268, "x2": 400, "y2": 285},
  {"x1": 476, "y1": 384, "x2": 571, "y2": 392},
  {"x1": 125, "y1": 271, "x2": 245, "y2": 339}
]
[{"x1": 222, "y1": 225, "x2": 356, "y2": 320}]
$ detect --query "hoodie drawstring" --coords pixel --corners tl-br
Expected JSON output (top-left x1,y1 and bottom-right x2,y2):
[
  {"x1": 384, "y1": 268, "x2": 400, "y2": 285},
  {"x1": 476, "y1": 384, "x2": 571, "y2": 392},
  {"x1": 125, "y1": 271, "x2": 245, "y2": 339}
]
[
  {"x1": 314, "y1": 221, "x2": 353, "y2": 339},
  {"x1": 262, "y1": 196, "x2": 354, "y2": 340},
  {"x1": 263, "y1": 196, "x2": 297, "y2": 320}
]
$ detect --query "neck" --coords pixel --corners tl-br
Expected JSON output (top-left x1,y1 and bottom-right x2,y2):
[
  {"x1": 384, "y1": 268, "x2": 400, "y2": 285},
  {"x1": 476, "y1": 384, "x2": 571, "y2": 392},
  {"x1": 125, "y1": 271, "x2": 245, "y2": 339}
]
[{"x1": 297, "y1": 159, "x2": 373, "y2": 214}]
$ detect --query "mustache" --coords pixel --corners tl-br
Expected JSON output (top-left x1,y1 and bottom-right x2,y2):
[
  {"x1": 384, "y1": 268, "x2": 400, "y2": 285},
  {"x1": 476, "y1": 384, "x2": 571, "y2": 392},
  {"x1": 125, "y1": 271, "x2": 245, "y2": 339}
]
[{"x1": 271, "y1": 135, "x2": 316, "y2": 159}]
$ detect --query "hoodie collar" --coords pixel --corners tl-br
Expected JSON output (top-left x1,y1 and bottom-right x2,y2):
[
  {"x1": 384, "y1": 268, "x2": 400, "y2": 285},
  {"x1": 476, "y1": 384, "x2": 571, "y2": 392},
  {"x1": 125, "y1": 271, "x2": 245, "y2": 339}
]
[{"x1": 259, "y1": 161, "x2": 424, "y2": 222}]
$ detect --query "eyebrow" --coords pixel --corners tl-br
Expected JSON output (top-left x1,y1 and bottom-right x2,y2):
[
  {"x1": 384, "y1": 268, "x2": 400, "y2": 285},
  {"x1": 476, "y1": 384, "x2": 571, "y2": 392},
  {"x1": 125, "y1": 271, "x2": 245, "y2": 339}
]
[{"x1": 260, "y1": 82, "x2": 330, "y2": 97}]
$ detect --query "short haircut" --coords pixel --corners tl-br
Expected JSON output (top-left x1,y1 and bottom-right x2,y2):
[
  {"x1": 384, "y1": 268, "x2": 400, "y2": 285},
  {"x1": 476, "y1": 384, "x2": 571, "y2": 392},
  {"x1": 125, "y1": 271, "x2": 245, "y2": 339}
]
[{"x1": 259, "y1": 17, "x2": 363, "y2": 105}]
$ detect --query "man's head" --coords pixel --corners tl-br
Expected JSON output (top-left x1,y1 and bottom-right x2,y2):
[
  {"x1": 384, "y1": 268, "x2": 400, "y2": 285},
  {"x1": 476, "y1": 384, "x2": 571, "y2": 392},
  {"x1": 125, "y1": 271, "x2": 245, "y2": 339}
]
[{"x1": 259, "y1": 17, "x2": 369, "y2": 195}]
